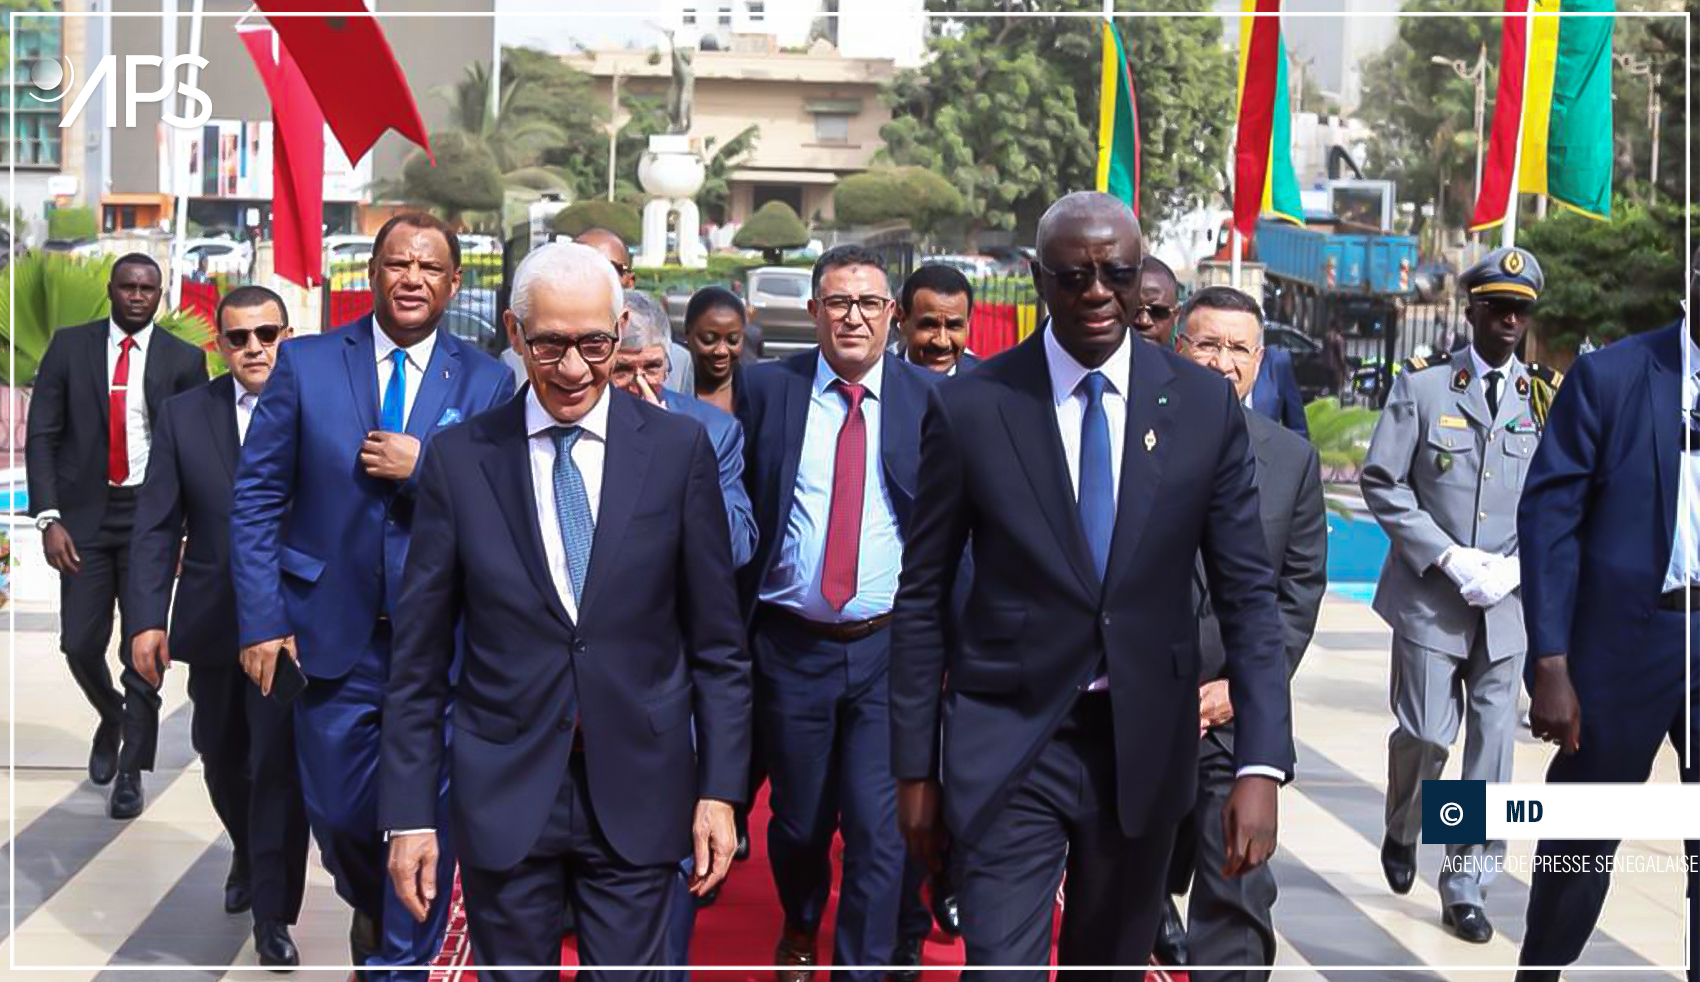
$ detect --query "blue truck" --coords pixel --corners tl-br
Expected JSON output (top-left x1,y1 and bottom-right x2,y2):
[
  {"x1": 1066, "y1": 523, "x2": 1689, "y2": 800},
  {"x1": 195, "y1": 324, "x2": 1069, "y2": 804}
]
[{"x1": 1256, "y1": 219, "x2": 1419, "y2": 337}]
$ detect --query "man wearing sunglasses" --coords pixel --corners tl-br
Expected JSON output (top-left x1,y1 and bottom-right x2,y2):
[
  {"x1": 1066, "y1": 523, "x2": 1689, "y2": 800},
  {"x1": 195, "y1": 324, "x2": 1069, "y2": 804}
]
[
  {"x1": 1133, "y1": 255, "x2": 1179, "y2": 347},
  {"x1": 1360, "y1": 246, "x2": 1558, "y2": 945},
  {"x1": 380, "y1": 241, "x2": 749, "y2": 977},
  {"x1": 232, "y1": 211, "x2": 514, "y2": 980},
  {"x1": 128, "y1": 287, "x2": 308, "y2": 967},
  {"x1": 892, "y1": 191, "x2": 1290, "y2": 973},
  {"x1": 737, "y1": 244, "x2": 940, "y2": 979}
]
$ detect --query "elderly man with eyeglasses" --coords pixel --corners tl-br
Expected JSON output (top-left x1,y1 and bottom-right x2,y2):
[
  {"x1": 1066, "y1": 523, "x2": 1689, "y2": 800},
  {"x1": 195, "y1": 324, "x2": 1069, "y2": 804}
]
[
  {"x1": 734, "y1": 244, "x2": 941, "y2": 981},
  {"x1": 379, "y1": 241, "x2": 751, "y2": 978}
]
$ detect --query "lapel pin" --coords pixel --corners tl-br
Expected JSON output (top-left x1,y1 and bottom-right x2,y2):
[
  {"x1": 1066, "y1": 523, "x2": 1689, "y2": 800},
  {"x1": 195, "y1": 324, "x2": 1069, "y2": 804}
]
[
  {"x1": 1143, "y1": 429, "x2": 1157, "y2": 452},
  {"x1": 442, "y1": 369, "x2": 451, "y2": 380},
  {"x1": 1157, "y1": 395, "x2": 1168, "y2": 406}
]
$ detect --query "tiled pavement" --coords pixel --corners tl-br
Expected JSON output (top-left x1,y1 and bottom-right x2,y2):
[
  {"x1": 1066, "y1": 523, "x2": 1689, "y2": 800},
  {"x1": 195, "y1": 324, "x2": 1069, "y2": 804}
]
[{"x1": 0, "y1": 592, "x2": 1688, "y2": 979}]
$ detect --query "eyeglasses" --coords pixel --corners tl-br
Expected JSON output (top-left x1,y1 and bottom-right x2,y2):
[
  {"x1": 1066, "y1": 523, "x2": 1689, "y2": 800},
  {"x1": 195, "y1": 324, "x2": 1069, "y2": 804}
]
[
  {"x1": 1133, "y1": 304, "x2": 1176, "y2": 323},
  {"x1": 817, "y1": 294, "x2": 892, "y2": 321},
  {"x1": 1036, "y1": 261, "x2": 1140, "y2": 293},
  {"x1": 1178, "y1": 334, "x2": 1261, "y2": 363},
  {"x1": 524, "y1": 331, "x2": 619, "y2": 365},
  {"x1": 1476, "y1": 299, "x2": 1536, "y2": 319},
  {"x1": 222, "y1": 325, "x2": 283, "y2": 348},
  {"x1": 609, "y1": 260, "x2": 631, "y2": 279}
]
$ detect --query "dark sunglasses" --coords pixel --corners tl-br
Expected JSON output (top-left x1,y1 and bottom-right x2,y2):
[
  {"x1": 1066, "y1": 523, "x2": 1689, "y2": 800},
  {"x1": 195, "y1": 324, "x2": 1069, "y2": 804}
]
[
  {"x1": 1037, "y1": 261, "x2": 1141, "y2": 293},
  {"x1": 222, "y1": 325, "x2": 283, "y2": 348},
  {"x1": 1135, "y1": 304, "x2": 1176, "y2": 322}
]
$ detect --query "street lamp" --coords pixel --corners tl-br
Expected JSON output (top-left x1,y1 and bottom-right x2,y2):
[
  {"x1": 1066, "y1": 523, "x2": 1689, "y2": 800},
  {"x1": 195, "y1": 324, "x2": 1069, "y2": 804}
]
[
  {"x1": 1615, "y1": 52, "x2": 1662, "y2": 194},
  {"x1": 1432, "y1": 45, "x2": 1488, "y2": 219}
]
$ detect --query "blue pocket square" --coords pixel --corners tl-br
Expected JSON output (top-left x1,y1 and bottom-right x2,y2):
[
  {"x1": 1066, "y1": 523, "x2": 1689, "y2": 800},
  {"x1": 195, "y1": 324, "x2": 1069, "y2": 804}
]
[{"x1": 437, "y1": 407, "x2": 463, "y2": 426}]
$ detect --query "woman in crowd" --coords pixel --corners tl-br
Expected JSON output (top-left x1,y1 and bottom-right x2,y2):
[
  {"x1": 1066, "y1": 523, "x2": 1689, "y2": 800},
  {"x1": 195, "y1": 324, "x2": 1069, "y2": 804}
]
[{"x1": 685, "y1": 286, "x2": 748, "y2": 415}]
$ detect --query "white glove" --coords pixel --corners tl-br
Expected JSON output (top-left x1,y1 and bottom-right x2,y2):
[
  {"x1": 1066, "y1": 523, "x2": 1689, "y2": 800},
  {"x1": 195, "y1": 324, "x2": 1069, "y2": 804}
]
[
  {"x1": 1460, "y1": 554, "x2": 1520, "y2": 608},
  {"x1": 1439, "y1": 546, "x2": 1493, "y2": 588}
]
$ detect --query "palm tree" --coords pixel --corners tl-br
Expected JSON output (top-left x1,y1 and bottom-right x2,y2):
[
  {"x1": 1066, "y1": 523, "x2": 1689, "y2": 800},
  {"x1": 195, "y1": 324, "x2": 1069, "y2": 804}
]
[
  {"x1": 433, "y1": 63, "x2": 572, "y2": 180},
  {"x1": 697, "y1": 125, "x2": 759, "y2": 225}
]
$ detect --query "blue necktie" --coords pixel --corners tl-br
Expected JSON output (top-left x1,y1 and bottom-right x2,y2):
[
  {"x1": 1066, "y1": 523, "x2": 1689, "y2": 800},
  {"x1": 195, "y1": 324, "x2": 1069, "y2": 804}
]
[
  {"x1": 1077, "y1": 371, "x2": 1114, "y2": 582},
  {"x1": 551, "y1": 426, "x2": 595, "y2": 605},
  {"x1": 380, "y1": 349, "x2": 408, "y2": 432}
]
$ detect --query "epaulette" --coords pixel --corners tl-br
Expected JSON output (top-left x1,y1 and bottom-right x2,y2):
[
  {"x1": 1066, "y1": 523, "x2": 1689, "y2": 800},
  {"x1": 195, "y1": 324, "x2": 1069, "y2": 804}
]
[
  {"x1": 1527, "y1": 362, "x2": 1564, "y2": 388},
  {"x1": 1404, "y1": 350, "x2": 1452, "y2": 373},
  {"x1": 1526, "y1": 363, "x2": 1563, "y2": 429}
]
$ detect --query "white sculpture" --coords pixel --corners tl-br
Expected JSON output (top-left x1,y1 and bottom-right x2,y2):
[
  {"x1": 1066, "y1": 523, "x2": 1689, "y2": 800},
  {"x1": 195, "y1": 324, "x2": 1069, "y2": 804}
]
[{"x1": 637, "y1": 134, "x2": 707, "y2": 269}]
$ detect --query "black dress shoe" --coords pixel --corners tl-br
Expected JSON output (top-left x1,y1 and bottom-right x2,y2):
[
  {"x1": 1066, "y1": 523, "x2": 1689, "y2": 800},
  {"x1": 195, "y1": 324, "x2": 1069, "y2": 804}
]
[
  {"x1": 1511, "y1": 971, "x2": 1559, "y2": 982},
  {"x1": 349, "y1": 909, "x2": 378, "y2": 966},
  {"x1": 88, "y1": 721, "x2": 119, "y2": 787},
  {"x1": 887, "y1": 936, "x2": 923, "y2": 982},
  {"x1": 108, "y1": 772, "x2": 143, "y2": 819},
  {"x1": 735, "y1": 832, "x2": 751, "y2": 862},
  {"x1": 225, "y1": 858, "x2": 252, "y2": 914},
  {"x1": 1442, "y1": 903, "x2": 1494, "y2": 944},
  {"x1": 735, "y1": 808, "x2": 751, "y2": 861},
  {"x1": 254, "y1": 919, "x2": 300, "y2": 969},
  {"x1": 1380, "y1": 835, "x2": 1416, "y2": 895},
  {"x1": 1152, "y1": 896, "x2": 1189, "y2": 966},
  {"x1": 928, "y1": 880, "x2": 960, "y2": 939}
]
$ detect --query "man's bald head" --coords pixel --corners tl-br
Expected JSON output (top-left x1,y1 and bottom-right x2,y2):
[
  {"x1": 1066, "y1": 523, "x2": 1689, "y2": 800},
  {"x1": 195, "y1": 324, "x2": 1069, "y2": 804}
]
[
  {"x1": 575, "y1": 228, "x2": 635, "y2": 289},
  {"x1": 1035, "y1": 191, "x2": 1142, "y2": 261},
  {"x1": 1031, "y1": 191, "x2": 1145, "y2": 369}
]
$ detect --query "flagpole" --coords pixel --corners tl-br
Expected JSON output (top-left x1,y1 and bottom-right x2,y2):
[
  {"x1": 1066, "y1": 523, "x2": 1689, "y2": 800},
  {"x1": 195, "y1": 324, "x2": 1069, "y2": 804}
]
[
  {"x1": 1231, "y1": 228, "x2": 1243, "y2": 290},
  {"x1": 168, "y1": 0, "x2": 204, "y2": 311},
  {"x1": 1501, "y1": 0, "x2": 1538, "y2": 249}
]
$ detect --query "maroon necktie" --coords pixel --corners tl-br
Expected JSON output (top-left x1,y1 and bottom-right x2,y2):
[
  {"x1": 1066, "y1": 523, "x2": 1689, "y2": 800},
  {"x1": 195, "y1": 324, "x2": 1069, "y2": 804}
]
[
  {"x1": 108, "y1": 336, "x2": 135, "y2": 484},
  {"x1": 820, "y1": 381, "x2": 868, "y2": 612}
]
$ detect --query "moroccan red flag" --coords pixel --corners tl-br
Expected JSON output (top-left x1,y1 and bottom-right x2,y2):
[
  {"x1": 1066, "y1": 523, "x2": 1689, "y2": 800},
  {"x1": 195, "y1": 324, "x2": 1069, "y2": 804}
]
[
  {"x1": 253, "y1": 0, "x2": 432, "y2": 165},
  {"x1": 241, "y1": 28, "x2": 324, "y2": 288},
  {"x1": 1231, "y1": 0, "x2": 1282, "y2": 238}
]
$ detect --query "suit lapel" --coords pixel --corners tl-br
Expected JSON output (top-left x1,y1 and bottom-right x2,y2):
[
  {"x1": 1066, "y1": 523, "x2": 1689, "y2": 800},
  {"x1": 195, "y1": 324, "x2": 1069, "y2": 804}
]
[
  {"x1": 1651, "y1": 326, "x2": 1682, "y2": 547},
  {"x1": 879, "y1": 354, "x2": 916, "y2": 505},
  {"x1": 1495, "y1": 360, "x2": 1529, "y2": 431},
  {"x1": 1104, "y1": 343, "x2": 1175, "y2": 593},
  {"x1": 1456, "y1": 370, "x2": 1493, "y2": 431},
  {"x1": 342, "y1": 316, "x2": 381, "y2": 434},
  {"x1": 479, "y1": 400, "x2": 574, "y2": 630},
  {"x1": 85, "y1": 321, "x2": 111, "y2": 419},
  {"x1": 204, "y1": 375, "x2": 240, "y2": 482},
  {"x1": 141, "y1": 329, "x2": 170, "y2": 419},
  {"x1": 996, "y1": 336, "x2": 1099, "y2": 599},
  {"x1": 580, "y1": 393, "x2": 651, "y2": 617},
  {"x1": 772, "y1": 357, "x2": 813, "y2": 540},
  {"x1": 405, "y1": 333, "x2": 457, "y2": 440}
]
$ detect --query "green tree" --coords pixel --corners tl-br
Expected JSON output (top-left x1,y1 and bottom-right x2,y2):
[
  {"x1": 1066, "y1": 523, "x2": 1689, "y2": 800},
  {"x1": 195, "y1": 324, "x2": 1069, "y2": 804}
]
[
  {"x1": 1518, "y1": 198, "x2": 1685, "y2": 354},
  {"x1": 833, "y1": 166, "x2": 967, "y2": 235},
  {"x1": 46, "y1": 206, "x2": 97, "y2": 241},
  {"x1": 879, "y1": 0, "x2": 1233, "y2": 239},
  {"x1": 394, "y1": 130, "x2": 506, "y2": 226},
  {"x1": 553, "y1": 199, "x2": 642, "y2": 246},
  {"x1": 733, "y1": 201, "x2": 809, "y2": 263},
  {"x1": 433, "y1": 62, "x2": 571, "y2": 178},
  {"x1": 697, "y1": 125, "x2": 760, "y2": 225}
]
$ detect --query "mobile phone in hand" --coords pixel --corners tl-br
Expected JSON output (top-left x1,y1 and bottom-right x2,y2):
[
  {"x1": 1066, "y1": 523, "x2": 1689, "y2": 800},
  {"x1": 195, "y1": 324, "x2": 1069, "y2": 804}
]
[{"x1": 269, "y1": 647, "x2": 308, "y2": 706}]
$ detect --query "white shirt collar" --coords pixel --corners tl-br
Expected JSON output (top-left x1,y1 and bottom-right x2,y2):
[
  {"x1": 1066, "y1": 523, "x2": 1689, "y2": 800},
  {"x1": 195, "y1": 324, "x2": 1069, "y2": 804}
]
[
  {"x1": 1682, "y1": 325, "x2": 1700, "y2": 379},
  {"x1": 373, "y1": 321, "x2": 439, "y2": 372},
  {"x1": 1043, "y1": 320, "x2": 1133, "y2": 407},
  {"x1": 109, "y1": 320, "x2": 154, "y2": 351},
  {"x1": 1467, "y1": 344, "x2": 1515, "y2": 380},
  {"x1": 813, "y1": 350, "x2": 885, "y2": 400},
  {"x1": 526, "y1": 383, "x2": 612, "y2": 443}
]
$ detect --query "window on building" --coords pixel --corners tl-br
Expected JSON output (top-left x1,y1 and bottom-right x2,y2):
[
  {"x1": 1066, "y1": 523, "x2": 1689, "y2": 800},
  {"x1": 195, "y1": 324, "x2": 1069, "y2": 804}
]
[
  {"x1": 718, "y1": 3, "x2": 732, "y2": 29},
  {"x1": 814, "y1": 113, "x2": 850, "y2": 144},
  {"x1": 746, "y1": 0, "x2": 765, "y2": 23},
  {"x1": 4, "y1": 11, "x2": 65, "y2": 169}
]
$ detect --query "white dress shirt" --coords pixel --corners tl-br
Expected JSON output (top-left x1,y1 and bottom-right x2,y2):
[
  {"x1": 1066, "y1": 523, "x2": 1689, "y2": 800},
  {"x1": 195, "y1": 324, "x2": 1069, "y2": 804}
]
[
  {"x1": 235, "y1": 385, "x2": 259, "y2": 446},
  {"x1": 527, "y1": 386, "x2": 609, "y2": 622},
  {"x1": 758, "y1": 353, "x2": 903, "y2": 623},
  {"x1": 109, "y1": 321, "x2": 155, "y2": 487},
  {"x1": 373, "y1": 326, "x2": 438, "y2": 430},
  {"x1": 1663, "y1": 328, "x2": 1700, "y2": 592},
  {"x1": 1046, "y1": 324, "x2": 1282, "y2": 781},
  {"x1": 1467, "y1": 344, "x2": 1514, "y2": 415}
]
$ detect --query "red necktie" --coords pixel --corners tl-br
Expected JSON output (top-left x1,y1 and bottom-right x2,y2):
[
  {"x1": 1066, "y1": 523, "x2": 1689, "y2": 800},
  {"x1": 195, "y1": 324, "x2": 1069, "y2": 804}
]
[
  {"x1": 108, "y1": 336, "x2": 135, "y2": 485},
  {"x1": 820, "y1": 381, "x2": 868, "y2": 612}
]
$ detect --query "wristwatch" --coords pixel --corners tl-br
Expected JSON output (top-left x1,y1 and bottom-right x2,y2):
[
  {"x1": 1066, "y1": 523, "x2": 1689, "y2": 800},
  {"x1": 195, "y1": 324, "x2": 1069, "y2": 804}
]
[{"x1": 34, "y1": 514, "x2": 59, "y2": 533}]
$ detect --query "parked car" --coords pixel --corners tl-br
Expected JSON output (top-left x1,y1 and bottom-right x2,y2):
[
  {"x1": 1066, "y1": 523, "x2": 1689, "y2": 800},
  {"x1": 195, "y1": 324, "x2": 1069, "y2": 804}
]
[
  {"x1": 745, "y1": 266, "x2": 814, "y2": 359},
  {"x1": 925, "y1": 253, "x2": 998, "y2": 279},
  {"x1": 439, "y1": 288, "x2": 504, "y2": 357},
  {"x1": 174, "y1": 236, "x2": 252, "y2": 277},
  {"x1": 1263, "y1": 323, "x2": 1356, "y2": 402}
]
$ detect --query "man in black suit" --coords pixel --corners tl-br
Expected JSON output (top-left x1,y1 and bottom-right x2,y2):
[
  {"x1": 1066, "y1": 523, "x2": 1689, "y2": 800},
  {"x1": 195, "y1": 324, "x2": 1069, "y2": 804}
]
[
  {"x1": 127, "y1": 286, "x2": 310, "y2": 966},
  {"x1": 26, "y1": 253, "x2": 208, "y2": 818},
  {"x1": 381, "y1": 242, "x2": 750, "y2": 978},
  {"x1": 1134, "y1": 256, "x2": 1180, "y2": 347},
  {"x1": 890, "y1": 192, "x2": 1293, "y2": 972},
  {"x1": 736, "y1": 245, "x2": 939, "y2": 980},
  {"x1": 891, "y1": 263, "x2": 979, "y2": 377},
  {"x1": 1158, "y1": 286, "x2": 1327, "y2": 979}
]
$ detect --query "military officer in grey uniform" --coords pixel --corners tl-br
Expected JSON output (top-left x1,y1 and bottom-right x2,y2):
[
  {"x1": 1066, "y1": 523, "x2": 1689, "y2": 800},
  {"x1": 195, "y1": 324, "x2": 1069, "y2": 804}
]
[{"x1": 1360, "y1": 246, "x2": 1561, "y2": 945}]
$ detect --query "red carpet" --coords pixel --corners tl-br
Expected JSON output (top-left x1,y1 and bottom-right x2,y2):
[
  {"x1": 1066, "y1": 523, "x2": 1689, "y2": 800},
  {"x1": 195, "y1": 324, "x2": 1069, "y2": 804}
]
[{"x1": 431, "y1": 787, "x2": 1185, "y2": 980}]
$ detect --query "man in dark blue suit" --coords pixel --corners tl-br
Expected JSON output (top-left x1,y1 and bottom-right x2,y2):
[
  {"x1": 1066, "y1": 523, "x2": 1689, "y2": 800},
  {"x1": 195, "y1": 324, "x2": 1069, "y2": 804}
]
[
  {"x1": 380, "y1": 242, "x2": 750, "y2": 979},
  {"x1": 128, "y1": 287, "x2": 309, "y2": 967},
  {"x1": 1514, "y1": 301, "x2": 1699, "y2": 981},
  {"x1": 232, "y1": 212, "x2": 515, "y2": 979},
  {"x1": 1250, "y1": 345, "x2": 1308, "y2": 437},
  {"x1": 737, "y1": 244, "x2": 939, "y2": 979},
  {"x1": 890, "y1": 192, "x2": 1292, "y2": 972}
]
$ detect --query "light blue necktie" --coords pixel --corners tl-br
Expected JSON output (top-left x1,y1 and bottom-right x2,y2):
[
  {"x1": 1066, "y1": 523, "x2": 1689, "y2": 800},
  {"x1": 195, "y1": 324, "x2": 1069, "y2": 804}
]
[
  {"x1": 380, "y1": 349, "x2": 408, "y2": 433},
  {"x1": 551, "y1": 426, "x2": 595, "y2": 605},
  {"x1": 1077, "y1": 371, "x2": 1115, "y2": 582}
]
